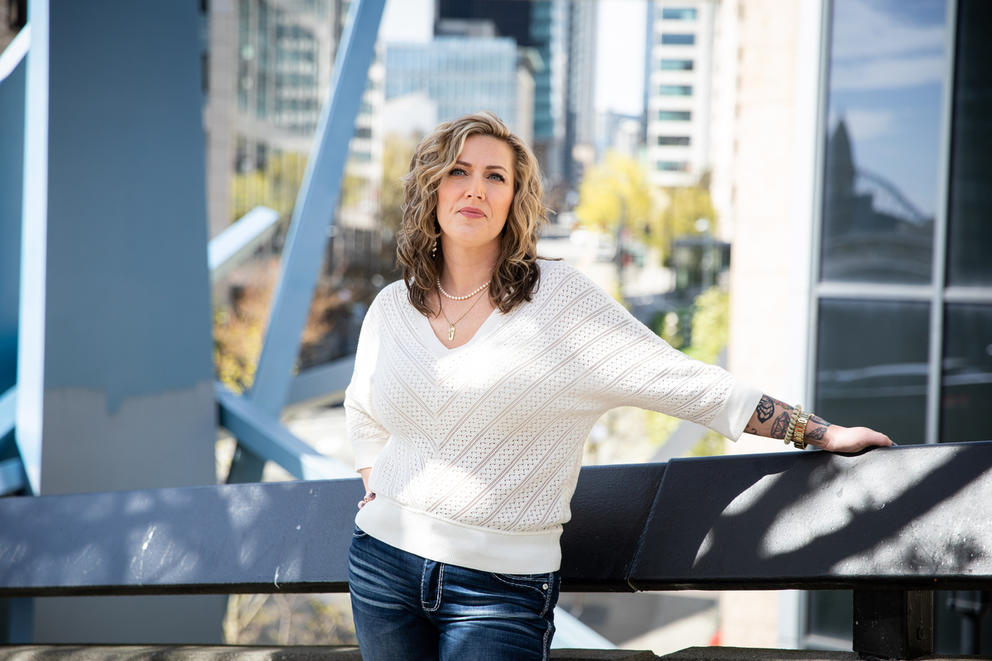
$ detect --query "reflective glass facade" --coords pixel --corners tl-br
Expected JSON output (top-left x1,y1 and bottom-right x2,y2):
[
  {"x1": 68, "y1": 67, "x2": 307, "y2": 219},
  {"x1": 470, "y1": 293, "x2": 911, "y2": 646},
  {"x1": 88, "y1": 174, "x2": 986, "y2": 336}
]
[{"x1": 809, "y1": 0, "x2": 992, "y2": 653}]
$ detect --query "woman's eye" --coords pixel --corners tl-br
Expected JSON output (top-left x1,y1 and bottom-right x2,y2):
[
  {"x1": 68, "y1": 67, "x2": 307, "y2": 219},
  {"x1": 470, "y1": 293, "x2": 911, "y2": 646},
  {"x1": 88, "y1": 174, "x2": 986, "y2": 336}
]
[
  {"x1": 449, "y1": 167, "x2": 467, "y2": 176},
  {"x1": 487, "y1": 173, "x2": 506, "y2": 183}
]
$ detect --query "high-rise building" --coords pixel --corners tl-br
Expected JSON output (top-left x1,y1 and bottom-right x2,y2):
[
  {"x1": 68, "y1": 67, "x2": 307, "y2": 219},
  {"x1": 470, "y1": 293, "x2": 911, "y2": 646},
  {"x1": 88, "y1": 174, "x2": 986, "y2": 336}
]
[
  {"x1": 720, "y1": 0, "x2": 992, "y2": 654},
  {"x1": 384, "y1": 36, "x2": 533, "y2": 145},
  {"x1": 204, "y1": 0, "x2": 383, "y2": 238},
  {"x1": 643, "y1": 0, "x2": 718, "y2": 188},
  {"x1": 434, "y1": 0, "x2": 572, "y2": 190},
  {"x1": 563, "y1": 0, "x2": 597, "y2": 194}
]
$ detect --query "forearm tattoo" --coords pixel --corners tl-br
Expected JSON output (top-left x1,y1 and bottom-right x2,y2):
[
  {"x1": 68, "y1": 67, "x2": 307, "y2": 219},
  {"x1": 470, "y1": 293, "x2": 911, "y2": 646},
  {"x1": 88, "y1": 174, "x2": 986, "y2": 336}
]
[
  {"x1": 748, "y1": 396, "x2": 832, "y2": 443},
  {"x1": 755, "y1": 395, "x2": 775, "y2": 423}
]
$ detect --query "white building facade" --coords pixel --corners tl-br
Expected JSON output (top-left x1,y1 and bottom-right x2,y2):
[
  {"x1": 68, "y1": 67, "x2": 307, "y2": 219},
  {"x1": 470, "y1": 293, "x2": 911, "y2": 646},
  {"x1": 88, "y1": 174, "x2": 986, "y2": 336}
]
[{"x1": 643, "y1": 0, "x2": 717, "y2": 188}]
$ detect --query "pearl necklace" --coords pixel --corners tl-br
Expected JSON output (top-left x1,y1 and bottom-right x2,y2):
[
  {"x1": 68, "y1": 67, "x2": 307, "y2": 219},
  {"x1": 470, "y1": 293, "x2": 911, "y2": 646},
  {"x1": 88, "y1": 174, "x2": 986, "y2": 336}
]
[{"x1": 437, "y1": 278, "x2": 490, "y2": 301}]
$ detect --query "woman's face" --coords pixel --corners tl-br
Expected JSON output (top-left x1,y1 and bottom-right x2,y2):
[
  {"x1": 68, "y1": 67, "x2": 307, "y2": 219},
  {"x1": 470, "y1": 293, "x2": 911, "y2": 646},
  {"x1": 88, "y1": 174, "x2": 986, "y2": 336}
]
[{"x1": 435, "y1": 134, "x2": 515, "y2": 256}]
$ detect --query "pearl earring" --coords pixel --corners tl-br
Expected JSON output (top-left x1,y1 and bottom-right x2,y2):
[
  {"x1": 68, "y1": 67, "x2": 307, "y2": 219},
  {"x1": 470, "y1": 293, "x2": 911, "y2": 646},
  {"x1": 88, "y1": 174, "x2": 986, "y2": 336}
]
[{"x1": 431, "y1": 236, "x2": 438, "y2": 259}]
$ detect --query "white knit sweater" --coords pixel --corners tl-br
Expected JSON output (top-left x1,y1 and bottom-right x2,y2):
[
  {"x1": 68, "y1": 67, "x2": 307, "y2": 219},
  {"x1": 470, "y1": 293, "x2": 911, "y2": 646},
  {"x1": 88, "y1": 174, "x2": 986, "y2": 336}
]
[{"x1": 346, "y1": 259, "x2": 762, "y2": 573}]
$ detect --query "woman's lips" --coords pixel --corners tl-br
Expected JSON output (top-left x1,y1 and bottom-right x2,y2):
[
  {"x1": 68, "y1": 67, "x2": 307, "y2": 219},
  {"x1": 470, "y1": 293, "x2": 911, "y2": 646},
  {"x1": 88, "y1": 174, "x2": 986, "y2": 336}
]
[{"x1": 458, "y1": 207, "x2": 485, "y2": 218}]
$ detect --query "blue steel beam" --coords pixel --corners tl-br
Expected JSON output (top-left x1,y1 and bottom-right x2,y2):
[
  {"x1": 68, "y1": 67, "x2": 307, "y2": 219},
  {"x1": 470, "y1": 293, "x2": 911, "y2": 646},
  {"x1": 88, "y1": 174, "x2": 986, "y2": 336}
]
[
  {"x1": 0, "y1": 386, "x2": 13, "y2": 443},
  {"x1": 285, "y1": 356, "x2": 355, "y2": 408},
  {"x1": 0, "y1": 25, "x2": 29, "y2": 82},
  {"x1": 223, "y1": 0, "x2": 385, "y2": 484},
  {"x1": 248, "y1": 0, "x2": 385, "y2": 416},
  {"x1": 208, "y1": 206, "x2": 280, "y2": 283},
  {"x1": 0, "y1": 459, "x2": 25, "y2": 496},
  {"x1": 216, "y1": 384, "x2": 353, "y2": 481}
]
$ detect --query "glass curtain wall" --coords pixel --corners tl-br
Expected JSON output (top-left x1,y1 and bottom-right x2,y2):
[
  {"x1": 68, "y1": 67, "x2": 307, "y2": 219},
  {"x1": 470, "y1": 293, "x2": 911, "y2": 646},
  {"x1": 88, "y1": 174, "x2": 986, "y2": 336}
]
[{"x1": 807, "y1": 0, "x2": 992, "y2": 654}]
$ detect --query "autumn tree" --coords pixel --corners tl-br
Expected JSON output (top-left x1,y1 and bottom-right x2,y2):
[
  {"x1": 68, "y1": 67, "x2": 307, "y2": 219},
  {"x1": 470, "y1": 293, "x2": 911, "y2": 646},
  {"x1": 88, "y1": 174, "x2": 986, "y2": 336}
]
[
  {"x1": 574, "y1": 152, "x2": 657, "y2": 237},
  {"x1": 574, "y1": 153, "x2": 718, "y2": 263},
  {"x1": 380, "y1": 133, "x2": 418, "y2": 235}
]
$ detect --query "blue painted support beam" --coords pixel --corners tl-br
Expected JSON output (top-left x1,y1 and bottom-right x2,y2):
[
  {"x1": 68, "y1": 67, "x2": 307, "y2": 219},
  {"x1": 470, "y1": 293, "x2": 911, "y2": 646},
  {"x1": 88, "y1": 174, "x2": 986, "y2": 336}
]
[
  {"x1": 0, "y1": 459, "x2": 25, "y2": 496},
  {"x1": 224, "y1": 0, "x2": 385, "y2": 484},
  {"x1": 248, "y1": 0, "x2": 385, "y2": 415},
  {"x1": 285, "y1": 356, "x2": 355, "y2": 408},
  {"x1": 216, "y1": 384, "x2": 353, "y2": 480},
  {"x1": 1, "y1": 28, "x2": 28, "y2": 401},
  {"x1": 208, "y1": 206, "x2": 280, "y2": 282},
  {"x1": 1, "y1": 387, "x2": 30, "y2": 498},
  {"x1": 17, "y1": 0, "x2": 222, "y2": 642},
  {"x1": 0, "y1": 26, "x2": 29, "y2": 81},
  {"x1": 0, "y1": 386, "x2": 14, "y2": 441},
  {"x1": 0, "y1": 387, "x2": 22, "y2": 496}
]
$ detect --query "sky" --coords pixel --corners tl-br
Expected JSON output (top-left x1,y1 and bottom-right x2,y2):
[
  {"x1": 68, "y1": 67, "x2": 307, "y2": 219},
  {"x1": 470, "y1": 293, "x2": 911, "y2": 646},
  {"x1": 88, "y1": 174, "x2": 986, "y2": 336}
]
[{"x1": 379, "y1": 0, "x2": 646, "y2": 116}]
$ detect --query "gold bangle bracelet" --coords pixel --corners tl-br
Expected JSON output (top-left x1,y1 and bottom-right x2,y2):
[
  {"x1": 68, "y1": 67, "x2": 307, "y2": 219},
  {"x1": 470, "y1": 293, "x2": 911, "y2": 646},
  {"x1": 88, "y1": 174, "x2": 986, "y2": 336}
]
[
  {"x1": 793, "y1": 411, "x2": 812, "y2": 450},
  {"x1": 784, "y1": 405, "x2": 801, "y2": 445}
]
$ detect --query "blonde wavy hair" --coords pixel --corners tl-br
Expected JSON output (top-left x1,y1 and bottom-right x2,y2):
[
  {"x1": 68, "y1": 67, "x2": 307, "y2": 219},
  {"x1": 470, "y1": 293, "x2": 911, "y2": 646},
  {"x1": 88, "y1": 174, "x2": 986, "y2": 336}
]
[{"x1": 396, "y1": 112, "x2": 548, "y2": 316}]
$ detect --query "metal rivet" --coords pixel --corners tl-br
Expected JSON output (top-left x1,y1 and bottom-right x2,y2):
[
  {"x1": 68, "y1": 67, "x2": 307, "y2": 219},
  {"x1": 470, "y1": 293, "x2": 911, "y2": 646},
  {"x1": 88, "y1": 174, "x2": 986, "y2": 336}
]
[{"x1": 542, "y1": 583, "x2": 549, "y2": 590}]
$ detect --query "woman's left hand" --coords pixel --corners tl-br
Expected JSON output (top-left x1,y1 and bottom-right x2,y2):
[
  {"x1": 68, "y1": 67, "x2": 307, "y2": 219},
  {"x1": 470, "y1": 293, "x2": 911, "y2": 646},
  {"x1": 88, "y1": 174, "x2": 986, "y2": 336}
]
[{"x1": 813, "y1": 425, "x2": 895, "y2": 453}]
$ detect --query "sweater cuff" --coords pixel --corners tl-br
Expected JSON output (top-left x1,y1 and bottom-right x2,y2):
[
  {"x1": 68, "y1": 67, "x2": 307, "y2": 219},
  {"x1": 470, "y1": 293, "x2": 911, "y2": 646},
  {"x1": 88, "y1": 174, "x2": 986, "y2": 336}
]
[{"x1": 708, "y1": 381, "x2": 764, "y2": 441}]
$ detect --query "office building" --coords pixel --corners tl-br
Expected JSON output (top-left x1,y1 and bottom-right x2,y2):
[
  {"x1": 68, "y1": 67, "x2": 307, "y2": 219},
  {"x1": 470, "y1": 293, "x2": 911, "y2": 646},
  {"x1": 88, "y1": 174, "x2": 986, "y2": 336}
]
[
  {"x1": 721, "y1": 0, "x2": 992, "y2": 652},
  {"x1": 643, "y1": 0, "x2": 717, "y2": 188},
  {"x1": 204, "y1": 0, "x2": 383, "y2": 238},
  {"x1": 385, "y1": 36, "x2": 533, "y2": 145}
]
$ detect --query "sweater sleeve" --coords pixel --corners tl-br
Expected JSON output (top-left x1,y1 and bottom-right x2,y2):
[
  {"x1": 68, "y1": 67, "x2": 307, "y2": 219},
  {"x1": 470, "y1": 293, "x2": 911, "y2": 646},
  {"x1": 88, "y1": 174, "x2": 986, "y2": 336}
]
[
  {"x1": 570, "y1": 269, "x2": 762, "y2": 440},
  {"x1": 344, "y1": 296, "x2": 391, "y2": 471}
]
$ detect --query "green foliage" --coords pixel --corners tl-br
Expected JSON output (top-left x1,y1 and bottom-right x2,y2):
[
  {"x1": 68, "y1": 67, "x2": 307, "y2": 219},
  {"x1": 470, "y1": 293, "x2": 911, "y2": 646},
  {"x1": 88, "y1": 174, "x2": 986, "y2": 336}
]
[
  {"x1": 644, "y1": 286, "x2": 731, "y2": 455},
  {"x1": 574, "y1": 153, "x2": 718, "y2": 263},
  {"x1": 684, "y1": 286, "x2": 729, "y2": 364},
  {"x1": 652, "y1": 305, "x2": 693, "y2": 351},
  {"x1": 575, "y1": 152, "x2": 657, "y2": 236},
  {"x1": 380, "y1": 134, "x2": 418, "y2": 235},
  {"x1": 657, "y1": 186, "x2": 719, "y2": 256},
  {"x1": 230, "y1": 152, "x2": 308, "y2": 222},
  {"x1": 687, "y1": 429, "x2": 727, "y2": 457}
]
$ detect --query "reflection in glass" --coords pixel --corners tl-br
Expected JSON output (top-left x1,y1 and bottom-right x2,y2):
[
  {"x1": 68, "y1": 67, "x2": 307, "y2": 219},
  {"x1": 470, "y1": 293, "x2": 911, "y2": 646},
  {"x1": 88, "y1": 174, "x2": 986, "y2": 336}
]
[
  {"x1": 808, "y1": 591, "x2": 852, "y2": 642},
  {"x1": 816, "y1": 299, "x2": 929, "y2": 444},
  {"x1": 820, "y1": 0, "x2": 947, "y2": 284},
  {"x1": 941, "y1": 305, "x2": 992, "y2": 442},
  {"x1": 946, "y1": 0, "x2": 992, "y2": 286}
]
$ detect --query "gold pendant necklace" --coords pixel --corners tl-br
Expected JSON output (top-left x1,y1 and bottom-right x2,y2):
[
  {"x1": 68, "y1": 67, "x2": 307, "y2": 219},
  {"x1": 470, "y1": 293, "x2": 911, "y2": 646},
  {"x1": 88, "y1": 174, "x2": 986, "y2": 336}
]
[{"x1": 439, "y1": 287, "x2": 486, "y2": 342}]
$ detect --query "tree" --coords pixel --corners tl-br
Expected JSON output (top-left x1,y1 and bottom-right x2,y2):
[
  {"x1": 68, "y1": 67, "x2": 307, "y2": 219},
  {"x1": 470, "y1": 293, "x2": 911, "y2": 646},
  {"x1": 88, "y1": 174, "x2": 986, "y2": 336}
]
[
  {"x1": 653, "y1": 185, "x2": 718, "y2": 263},
  {"x1": 574, "y1": 152, "x2": 657, "y2": 236},
  {"x1": 230, "y1": 151, "x2": 309, "y2": 222},
  {"x1": 380, "y1": 133, "x2": 418, "y2": 235},
  {"x1": 574, "y1": 154, "x2": 718, "y2": 263}
]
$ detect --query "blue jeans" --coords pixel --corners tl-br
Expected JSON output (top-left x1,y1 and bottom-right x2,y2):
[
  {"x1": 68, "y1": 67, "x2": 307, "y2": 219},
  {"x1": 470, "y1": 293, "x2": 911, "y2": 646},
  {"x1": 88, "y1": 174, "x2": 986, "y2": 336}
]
[{"x1": 348, "y1": 526, "x2": 561, "y2": 661}]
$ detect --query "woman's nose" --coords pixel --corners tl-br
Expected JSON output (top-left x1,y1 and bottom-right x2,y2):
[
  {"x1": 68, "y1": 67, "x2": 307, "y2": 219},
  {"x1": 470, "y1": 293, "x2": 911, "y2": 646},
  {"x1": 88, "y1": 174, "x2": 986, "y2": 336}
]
[{"x1": 465, "y1": 176, "x2": 485, "y2": 199}]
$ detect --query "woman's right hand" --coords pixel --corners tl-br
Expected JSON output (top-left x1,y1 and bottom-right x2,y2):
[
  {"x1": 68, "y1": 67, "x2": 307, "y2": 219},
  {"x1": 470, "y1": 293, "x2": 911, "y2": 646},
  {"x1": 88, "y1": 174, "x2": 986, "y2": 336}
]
[{"x1": 357, "y1": 467, "x2": 374, "y2": 509}]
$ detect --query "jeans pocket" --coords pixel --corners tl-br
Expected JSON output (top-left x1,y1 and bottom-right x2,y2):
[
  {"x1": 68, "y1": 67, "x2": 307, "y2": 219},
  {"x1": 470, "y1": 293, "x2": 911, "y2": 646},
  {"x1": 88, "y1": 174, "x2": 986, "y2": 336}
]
[
  {"x1": 352, "y1": 524, "x2": 368, "y2": 539},
  {"x1": 489, "y1": 571, "x2": 553, "y2": 593}
]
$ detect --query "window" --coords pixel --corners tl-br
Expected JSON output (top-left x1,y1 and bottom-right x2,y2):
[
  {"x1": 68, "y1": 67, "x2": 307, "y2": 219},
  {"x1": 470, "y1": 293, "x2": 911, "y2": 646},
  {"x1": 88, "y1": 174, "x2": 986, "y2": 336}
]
[
  {"x1": 662, "y1": 8, "x2": 697, "y2": 20},
  {"x1": 807, "y1": 0, "x2": 992, "y2": 653},
  {"x1": 658, "y1": 136, "x2": 691, "y2": 146},
  {"x1": 660, "y1": 33, "x2": 695, "y2": 46},
  {"x1": 815, "y1": 298, "x2": 929, "y2": 445},
  {"x1": 658, "y1": 110, "x2": 692, "y2": 121},
  {"x1": 656, "y1": 161, "x2": 688, "y2": 172},
  {"x1": 658, "y1": 84, "x2": 692, "y2": 96},
  {"x1": 819, "y1": 1, "x2": 945, "y2": 284},
  {"x1": 660, "y1": 58, "x2": 694, "y2": 71}
]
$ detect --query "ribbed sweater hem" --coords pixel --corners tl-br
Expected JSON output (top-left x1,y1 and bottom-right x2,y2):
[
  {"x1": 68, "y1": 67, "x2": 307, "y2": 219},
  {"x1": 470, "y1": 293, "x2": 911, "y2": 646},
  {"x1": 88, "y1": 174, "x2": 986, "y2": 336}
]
[{"x1": 355, "y1": 495, "x2": 563, "y2": 574}]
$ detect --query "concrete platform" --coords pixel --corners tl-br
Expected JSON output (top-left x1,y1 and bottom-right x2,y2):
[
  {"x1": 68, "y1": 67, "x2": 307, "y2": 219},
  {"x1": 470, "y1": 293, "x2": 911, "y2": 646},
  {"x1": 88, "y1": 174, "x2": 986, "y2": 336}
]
[{"x1": 0, "y1": 647, "x2": 986, "y2": 660}]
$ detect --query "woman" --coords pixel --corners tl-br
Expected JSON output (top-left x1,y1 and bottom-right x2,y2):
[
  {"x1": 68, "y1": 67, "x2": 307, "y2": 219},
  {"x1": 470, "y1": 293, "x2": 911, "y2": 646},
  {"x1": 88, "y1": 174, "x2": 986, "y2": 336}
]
[{"x1": 345, "y1": 112, "x2": 892, "y2": 661}]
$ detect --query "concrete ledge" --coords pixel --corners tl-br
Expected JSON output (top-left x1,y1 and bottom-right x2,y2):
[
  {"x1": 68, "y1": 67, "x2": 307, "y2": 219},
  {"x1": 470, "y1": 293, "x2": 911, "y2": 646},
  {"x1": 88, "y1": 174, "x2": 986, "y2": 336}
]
[
  {"x1": 657, "y1": 647, "x2": 985, "y2": 661},
  {"x1": 0, "y1": 647, "x2": 986, "y2": 661},
  {"x1": 0, "y1": 647, "x2": 657, "y2": 660}
]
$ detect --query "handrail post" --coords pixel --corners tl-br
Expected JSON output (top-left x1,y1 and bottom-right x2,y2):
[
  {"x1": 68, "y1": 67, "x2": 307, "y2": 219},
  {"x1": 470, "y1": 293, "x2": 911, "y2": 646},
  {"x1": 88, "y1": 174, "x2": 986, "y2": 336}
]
[{"x1": 853, "y1": 589, "x2": 934, "y2": 659}]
